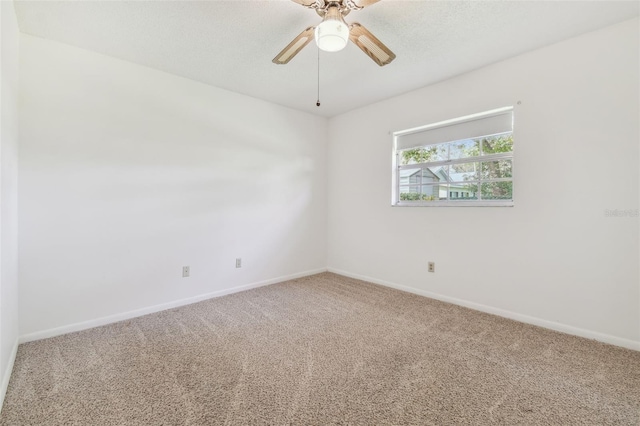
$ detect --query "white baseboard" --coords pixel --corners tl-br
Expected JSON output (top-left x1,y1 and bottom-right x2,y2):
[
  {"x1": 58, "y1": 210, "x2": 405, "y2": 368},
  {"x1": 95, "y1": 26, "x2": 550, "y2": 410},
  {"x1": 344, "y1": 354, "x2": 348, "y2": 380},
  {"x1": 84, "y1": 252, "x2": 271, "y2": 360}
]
[
  {"x1": 20, "y1": 268, "x2": 327, "y2": 344},
  {"x1": 19, "y1": 266, "x2": 639, "y2": 351},
  {"x1": 327, "y1": 268, "x2": 640, "y2": 352},
  {"x1": 0, "y1": 338, "x2": 19, "y2": 413}
]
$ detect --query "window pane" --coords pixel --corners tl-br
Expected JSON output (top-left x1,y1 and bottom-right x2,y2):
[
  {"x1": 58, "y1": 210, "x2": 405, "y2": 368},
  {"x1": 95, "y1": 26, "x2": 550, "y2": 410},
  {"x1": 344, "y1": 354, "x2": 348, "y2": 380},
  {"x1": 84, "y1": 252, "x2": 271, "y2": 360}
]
[
  {"x1": 450, "y1": 183, "x2": 478, "y2": 200},
  {"x1": 449, "y1": 162, "x2": 479, "y2": 182},
  {"x1": 481, "y1": 181, "x2": 513, "y2": 200},
  {"x1": 429, "y1": 143, "x2": 449, "y2": 162},
  {"x1": 400, "y1": 185, "x2": 437, "y2": 201},
  {"x1": 399, "y1": 186, "x2": 423, "y2": 201},
  {"x1": 449, "y1": 139, "x2": 480, "y2": 160},
  {"x1": 399, "y1": 168, "x2": 421, "y2": 185},
  {"x1": 422, "y1": 184, "x2": 441, "y2": 200},
  {"x1": 400, "y1": 151, "x2": 421, "y2": 165},
  {"x1": 400, "y1": 144, "x2": 447, "y2": 165},
  {"x1": 421, "y1": 166, "x2": 447, "y2": 184},
  {"x1": 479, "y1": 133, "x2": 513, "y2": 155},
  {"x1": 481, "y1": 160, "x2": 512, "y2": 179}
]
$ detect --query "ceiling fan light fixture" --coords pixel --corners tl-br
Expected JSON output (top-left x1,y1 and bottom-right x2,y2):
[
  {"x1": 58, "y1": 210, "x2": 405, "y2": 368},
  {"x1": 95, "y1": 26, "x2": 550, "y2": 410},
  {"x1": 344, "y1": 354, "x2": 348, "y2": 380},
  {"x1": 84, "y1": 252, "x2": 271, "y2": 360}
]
[
  {"x1": 272, "y1": 0, "x2": 396, "y2": 67},
  {"x1": 314, "y1": 5, "x2": 349, "y2": 52}
]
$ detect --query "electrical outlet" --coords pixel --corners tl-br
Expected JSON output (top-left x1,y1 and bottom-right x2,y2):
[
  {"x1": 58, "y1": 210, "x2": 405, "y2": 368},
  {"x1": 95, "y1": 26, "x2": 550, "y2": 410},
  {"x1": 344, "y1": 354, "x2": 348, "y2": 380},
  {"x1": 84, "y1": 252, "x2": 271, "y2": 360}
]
[
  {"x1": 182, "y1": 266, "x2": 190, "y2": 277},
  {"x1": 428, "y1": 262, "x2": 435, "y2": 273},
  {"x1": 235, "y1": 258, "x2": 242, "y2": 268}
]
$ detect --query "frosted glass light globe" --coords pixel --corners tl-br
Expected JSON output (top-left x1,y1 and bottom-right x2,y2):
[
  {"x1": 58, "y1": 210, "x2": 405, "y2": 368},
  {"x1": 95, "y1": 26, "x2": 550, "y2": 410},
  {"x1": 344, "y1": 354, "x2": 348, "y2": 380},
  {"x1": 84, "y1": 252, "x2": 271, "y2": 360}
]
[{"x1": 315, "y1": 19, "x2": 349, "y2": 52}]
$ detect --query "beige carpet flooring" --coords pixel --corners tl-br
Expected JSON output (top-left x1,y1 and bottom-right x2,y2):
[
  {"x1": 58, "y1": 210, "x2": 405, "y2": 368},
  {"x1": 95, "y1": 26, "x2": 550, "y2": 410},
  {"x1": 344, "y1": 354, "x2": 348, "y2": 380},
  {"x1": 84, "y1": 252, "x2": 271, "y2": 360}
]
[{"x1": 1, "y1": 272, "x2": 639, "y2": 425}]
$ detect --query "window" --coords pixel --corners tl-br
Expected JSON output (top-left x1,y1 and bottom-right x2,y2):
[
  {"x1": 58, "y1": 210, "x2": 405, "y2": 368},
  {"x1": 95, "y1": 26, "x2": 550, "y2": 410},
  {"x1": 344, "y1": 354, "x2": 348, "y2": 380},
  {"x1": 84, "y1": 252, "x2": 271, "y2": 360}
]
[{"x1": 392, "y1": 107, "x2": 514, "y2": 206}]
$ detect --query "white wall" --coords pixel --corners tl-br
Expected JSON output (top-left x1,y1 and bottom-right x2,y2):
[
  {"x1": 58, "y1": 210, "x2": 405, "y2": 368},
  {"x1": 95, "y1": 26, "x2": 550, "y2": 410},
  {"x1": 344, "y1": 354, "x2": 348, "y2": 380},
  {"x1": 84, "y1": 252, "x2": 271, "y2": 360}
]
[
  {"x1": 18, "y1": 35, "x2": 327, "y2": 337},
  {"x1": 327, "y1": 18, "x2": 639, "y2": 348},
  {"x1": 0, "y1": 0, "x2": 21, "y2": 405}
]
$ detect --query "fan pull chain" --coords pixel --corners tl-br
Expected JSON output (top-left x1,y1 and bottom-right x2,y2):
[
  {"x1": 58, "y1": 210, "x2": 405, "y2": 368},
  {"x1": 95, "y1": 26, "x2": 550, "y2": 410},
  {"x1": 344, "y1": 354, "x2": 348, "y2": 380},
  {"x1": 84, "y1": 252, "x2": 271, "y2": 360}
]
[{"x1": 316, "y1": 47, "x2": 321, "y2": 107}]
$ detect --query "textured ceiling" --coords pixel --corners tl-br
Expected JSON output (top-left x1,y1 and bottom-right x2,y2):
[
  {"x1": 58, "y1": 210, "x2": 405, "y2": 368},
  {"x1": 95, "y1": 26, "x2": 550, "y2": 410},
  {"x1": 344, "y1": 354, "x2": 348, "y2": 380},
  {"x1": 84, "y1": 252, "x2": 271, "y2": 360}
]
[{"x1": 14, "y1": 0, "x2": 640, "y2": 117}]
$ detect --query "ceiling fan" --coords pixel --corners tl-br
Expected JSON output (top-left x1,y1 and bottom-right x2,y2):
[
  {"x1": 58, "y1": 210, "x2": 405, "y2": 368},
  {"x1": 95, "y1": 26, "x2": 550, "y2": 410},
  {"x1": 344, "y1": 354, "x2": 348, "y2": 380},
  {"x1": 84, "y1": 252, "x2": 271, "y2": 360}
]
[{"x1": 272, "y1": 0, "x2": 396, "y2": 67}]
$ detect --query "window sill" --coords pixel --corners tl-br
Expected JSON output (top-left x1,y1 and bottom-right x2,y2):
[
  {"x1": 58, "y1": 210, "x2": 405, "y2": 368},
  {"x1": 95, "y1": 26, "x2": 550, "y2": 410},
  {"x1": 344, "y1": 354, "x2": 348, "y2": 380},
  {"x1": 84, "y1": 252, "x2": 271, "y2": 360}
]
[{"x1": 392, "y1": 201, "x2": 514, "y2": 207}]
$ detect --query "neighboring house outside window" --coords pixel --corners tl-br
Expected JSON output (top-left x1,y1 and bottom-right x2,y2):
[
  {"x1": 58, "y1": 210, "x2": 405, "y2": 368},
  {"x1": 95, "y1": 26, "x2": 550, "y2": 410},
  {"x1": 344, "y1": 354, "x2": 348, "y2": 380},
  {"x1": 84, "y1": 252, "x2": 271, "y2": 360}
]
[{"x1": 392, "y1": 107, "x2": 514, "y2": 206}]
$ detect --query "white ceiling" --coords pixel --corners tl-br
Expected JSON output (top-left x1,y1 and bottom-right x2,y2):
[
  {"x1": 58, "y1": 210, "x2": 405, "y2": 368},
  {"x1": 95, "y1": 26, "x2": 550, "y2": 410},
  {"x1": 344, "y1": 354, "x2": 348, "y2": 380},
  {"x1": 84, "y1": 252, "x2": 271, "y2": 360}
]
[{"x1": 14, "y1": 0, "x2": 639, "y2": 117}]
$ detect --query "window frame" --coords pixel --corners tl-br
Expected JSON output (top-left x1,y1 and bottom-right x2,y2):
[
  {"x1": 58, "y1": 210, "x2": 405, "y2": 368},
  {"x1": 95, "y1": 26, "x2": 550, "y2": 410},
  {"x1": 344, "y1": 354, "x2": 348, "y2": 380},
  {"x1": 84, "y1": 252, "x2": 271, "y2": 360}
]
[{"x1": 392, "y1": 107, "x2": 515, "y2": 207}]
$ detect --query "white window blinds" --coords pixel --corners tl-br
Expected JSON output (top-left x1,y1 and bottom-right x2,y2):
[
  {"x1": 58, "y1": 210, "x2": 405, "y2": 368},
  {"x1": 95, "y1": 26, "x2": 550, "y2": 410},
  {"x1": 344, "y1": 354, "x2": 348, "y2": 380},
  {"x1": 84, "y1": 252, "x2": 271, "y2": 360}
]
[{"x1": 395, "y1": 107, "x2": 513, "y2": 151}]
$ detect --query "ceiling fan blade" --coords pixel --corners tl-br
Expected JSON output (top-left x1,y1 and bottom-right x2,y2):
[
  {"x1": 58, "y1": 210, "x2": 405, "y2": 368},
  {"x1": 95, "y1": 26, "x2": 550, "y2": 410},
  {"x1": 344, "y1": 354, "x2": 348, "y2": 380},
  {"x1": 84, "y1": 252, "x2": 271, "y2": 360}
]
[
  {"x1": 272, "y1": 27, "x2": 315, "y2": 65},
  {"x1": 291, "y1": 0, "x2": 320, "y2": 8},
  {"x1": 346, "y1": 0, "x2": 381, "y2": 9},
  {"x1": 348, "y1": 23, "x2": 396, "y2": 66}
]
